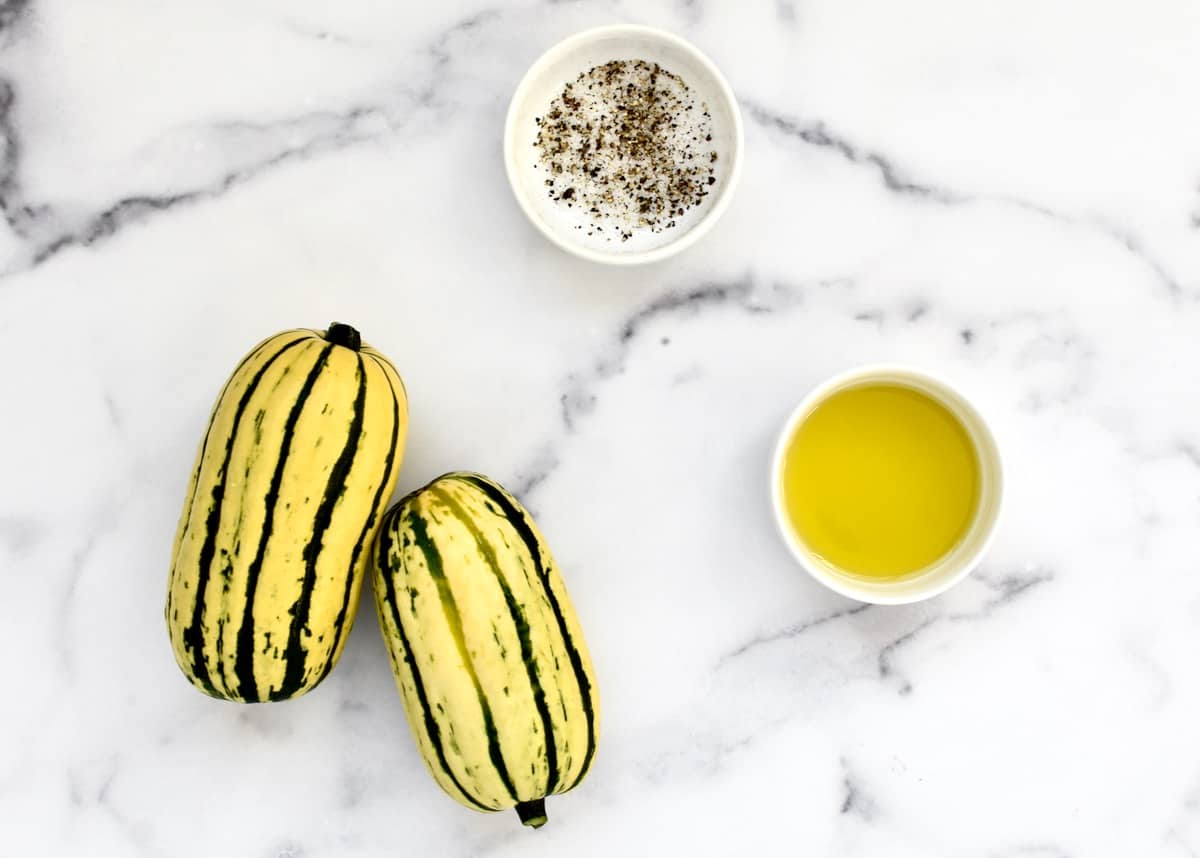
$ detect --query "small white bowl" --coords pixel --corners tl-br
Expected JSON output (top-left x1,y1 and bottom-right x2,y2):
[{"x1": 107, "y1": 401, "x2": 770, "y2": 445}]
[
  {"x1": 770, "y1": 365, "x2": 1004, "y2": 605},
  {"x1": 504, "y1": 25, "x2": 743, "y2": 265}
]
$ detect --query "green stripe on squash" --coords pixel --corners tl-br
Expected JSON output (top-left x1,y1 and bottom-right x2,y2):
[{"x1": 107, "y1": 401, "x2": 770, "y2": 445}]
[
  {"x1": 372, "y1": 472, "x2": 600, "y2": 827},
  {"x1": 167, "y1": 325, "x2": 408, "y2": 703}
]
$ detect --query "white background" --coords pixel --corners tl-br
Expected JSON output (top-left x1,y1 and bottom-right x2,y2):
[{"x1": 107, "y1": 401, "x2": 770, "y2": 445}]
[{"x1": 2, "y1": 1, "x2": 1199, "y2": 856}]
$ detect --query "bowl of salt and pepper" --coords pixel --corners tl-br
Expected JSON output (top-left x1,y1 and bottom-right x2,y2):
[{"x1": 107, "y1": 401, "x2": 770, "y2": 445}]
[{"x1": 504, "y1": 25, "x2": 744, "y2": 265}]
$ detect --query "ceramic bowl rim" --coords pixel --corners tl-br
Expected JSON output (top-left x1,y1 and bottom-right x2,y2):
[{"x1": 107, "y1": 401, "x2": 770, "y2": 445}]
[
  {"x1": 503, "y1": 24, "x2": 744, "y2": 265},
  {"x1": 769, "y1": 364, "x2": 1005, "y2": 605}
]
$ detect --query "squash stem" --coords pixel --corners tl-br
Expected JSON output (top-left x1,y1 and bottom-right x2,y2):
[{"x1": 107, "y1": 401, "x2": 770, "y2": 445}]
[
  {"x1": 516, "y1": 799, "x2": 547, "y2": 829},
  {"x1": 324, "y1": 322, "x2": 362, "y2": 351}
]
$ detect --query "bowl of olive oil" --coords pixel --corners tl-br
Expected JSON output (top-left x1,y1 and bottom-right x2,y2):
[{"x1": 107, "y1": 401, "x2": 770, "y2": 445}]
[{"x1": 771, "y1": 366, "x2": 1003, "y2": 604}]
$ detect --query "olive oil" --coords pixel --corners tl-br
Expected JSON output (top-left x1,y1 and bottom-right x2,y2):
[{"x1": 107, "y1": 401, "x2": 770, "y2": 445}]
[{"x1": 780, "y1": 383, "x2": 980, "y2": 581}]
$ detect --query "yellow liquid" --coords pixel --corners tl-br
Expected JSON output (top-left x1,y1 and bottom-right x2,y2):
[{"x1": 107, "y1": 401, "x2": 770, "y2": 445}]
[{"x1": 780, "y1": 383, "x2": 980, "y2": 580}]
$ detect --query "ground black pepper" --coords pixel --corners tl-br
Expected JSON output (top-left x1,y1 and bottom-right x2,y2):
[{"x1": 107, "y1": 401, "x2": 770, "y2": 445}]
[{"x1": 533, "y1": 59, "x2": 717, "y2": 242}]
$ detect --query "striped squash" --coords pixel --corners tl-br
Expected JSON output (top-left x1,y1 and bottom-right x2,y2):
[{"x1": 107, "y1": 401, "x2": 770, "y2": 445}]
[
  {"x1": 373, "y1": 472, "x2": 599, "y2": 828},
  {"x1": 167, "y1": 323, "x2": 407, "y2": 702}
]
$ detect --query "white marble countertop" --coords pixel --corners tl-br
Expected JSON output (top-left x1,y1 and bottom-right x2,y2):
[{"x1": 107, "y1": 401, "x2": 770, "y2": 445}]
[{"x1": 3, "y1": 1, "x2": 1200, "y2": 856}]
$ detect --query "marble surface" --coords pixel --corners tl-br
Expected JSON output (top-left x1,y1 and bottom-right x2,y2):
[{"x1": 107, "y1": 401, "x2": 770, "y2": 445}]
[{"x1": 3, "y1": 1, "x2": 1200, "y2": 855}]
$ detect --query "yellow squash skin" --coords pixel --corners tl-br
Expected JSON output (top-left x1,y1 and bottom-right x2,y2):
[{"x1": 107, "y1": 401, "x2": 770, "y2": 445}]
[
  {"x1": 372, "y1": 472, "x2": 599, "y2": 828},
  {"x1": 167, "y1": 324, "x2": 407, "y2": 702}
]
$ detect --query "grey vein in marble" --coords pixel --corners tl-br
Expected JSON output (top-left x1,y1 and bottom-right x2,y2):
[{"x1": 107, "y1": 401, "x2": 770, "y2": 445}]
[
  {"x1": 873, "y1": 570, "x2": 1052, "y2": 694},
  {"x1": 518, "y1": 274, "x2": 814, "y2": 503},
  {"x1": 875, "y1": 617, "x2": 938, "y2": 696},
  {"x1": 745, "y1": 99, "x2": 1192, "y2": 301},
  {"x1": 0, "y1": 9, "x2": 510, "y2": 275},
  {"x1": 56, "y1": 533, "x2": 101, "y2": 674},
  {"x1": 987, "y1": 847, "x2": 1073, "y2": 858},
  {"x1": 743, "y1": 99, "x2": 964, "y2": 204},
  {"x1": 839, "y1": 757, "x2": 879, "y2": 821},
  {"x1": 0, "y1": 0, "x2": 29, "y2": 37},
  {"x1": 950, "y1": 570, "x2": 1054, "y2": 622},
  {"x1": 68, "y1": 757, "x2": 157, "y2": 858},
  {"x1": 4, "y1": 103, "x2": 388, "y2": 272},
  {"x1": 986, "y1": 196, "x2": 1190, "y2": 301},
  {"x1": 558, "y1": 273, "x2": 812, "y2": 434},
  {"x1": 718, "y1": 602, "x2": 873, "y2": 666},
  {"x1": 419, "y1": 10, "x2": 501, "y2": 106}
]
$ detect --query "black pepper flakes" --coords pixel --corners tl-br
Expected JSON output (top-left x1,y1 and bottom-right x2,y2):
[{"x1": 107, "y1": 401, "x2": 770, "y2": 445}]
[{"x1": 532, "y1": 59, "x2": 718, "y2": 242}]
